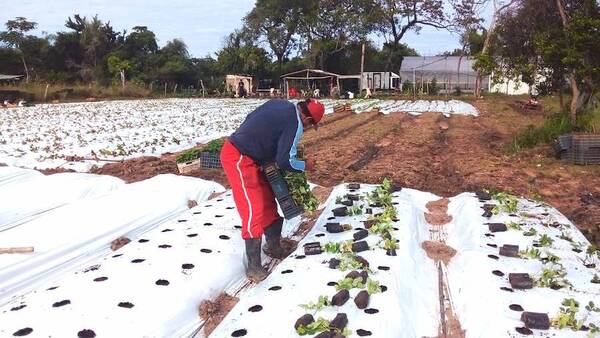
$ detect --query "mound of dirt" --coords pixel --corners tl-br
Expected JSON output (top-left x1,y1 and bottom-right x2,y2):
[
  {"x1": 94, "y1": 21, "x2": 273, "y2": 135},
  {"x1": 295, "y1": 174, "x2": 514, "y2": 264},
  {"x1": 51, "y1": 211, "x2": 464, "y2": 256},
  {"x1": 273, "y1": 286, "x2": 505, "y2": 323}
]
[
  {"x1": 422, "y1": 241, "x2": 457, "y2": 265},
  {"x1": 199, "y1": 293, "x2": 239, "y2": 337},
  {"x1": 425, "y1": 199, "x2": 453, "y2": 225},
  {"x1": 0, "y1": 162, "x2": 6, "y2": 167},
  {"x1": 39, "y1": 167, "x2": 77, "y2": 175},
  {"x1": 89, "y1": 156, "x2": 178, "y2": 183}
]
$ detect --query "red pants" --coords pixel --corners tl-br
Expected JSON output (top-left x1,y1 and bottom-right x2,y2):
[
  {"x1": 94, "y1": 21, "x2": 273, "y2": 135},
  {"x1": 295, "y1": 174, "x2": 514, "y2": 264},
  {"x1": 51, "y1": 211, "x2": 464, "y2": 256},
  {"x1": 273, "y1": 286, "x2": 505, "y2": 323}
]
[{"x1": 220, "y1": 140, "x2": 281, "y2": 239}]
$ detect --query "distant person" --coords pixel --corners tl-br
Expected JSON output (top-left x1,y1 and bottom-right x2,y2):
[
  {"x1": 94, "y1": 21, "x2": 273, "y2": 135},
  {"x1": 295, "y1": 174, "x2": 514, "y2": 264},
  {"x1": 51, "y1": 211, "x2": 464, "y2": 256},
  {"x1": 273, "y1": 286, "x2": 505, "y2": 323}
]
[
  {"x1": 220, "y1": 98, "x2": 325, "y2": 282},
  {"x1": 313, "y1": 88, "x2": 320, "y2": 98},
  {"x1": 238, "y1": 80, "x2": 247, "y2": 98}
]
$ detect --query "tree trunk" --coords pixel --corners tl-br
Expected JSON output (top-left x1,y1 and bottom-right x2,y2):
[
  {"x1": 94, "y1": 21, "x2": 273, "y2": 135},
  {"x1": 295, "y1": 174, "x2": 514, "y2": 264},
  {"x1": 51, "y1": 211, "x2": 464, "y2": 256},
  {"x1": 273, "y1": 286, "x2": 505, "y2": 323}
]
[
  {"x1": 21, "y1": 55, "x2": 30, "y2": 84},
  {"x1": 568, "y1": 72, "x2": 580, "y2": 124}
]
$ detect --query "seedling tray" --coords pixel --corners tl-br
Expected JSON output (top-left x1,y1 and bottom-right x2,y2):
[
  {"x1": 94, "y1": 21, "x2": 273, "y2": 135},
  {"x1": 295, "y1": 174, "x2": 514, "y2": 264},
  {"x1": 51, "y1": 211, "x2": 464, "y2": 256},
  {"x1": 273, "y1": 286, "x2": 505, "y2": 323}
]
[{"x1": 262, "y1": 163, "x2": 304, "y2": 220}]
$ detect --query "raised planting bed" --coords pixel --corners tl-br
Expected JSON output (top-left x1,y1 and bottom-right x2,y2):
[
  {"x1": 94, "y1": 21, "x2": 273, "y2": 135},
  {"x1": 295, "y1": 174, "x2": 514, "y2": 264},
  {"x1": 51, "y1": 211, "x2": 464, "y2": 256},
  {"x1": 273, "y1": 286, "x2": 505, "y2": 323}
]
[
  {"x1": 0, "y1": 190, "x2": 307, "y2": 337},
  {"x1": 209, "y1": 183, "x2": 441, "y2": 338}
]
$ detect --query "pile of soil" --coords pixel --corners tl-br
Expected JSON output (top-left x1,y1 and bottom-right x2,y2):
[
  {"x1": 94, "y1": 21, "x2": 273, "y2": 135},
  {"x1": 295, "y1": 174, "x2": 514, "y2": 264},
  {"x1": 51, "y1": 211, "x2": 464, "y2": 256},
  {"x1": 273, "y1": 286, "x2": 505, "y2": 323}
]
[
  {"x1": 425, "y1": 199, "x2": 453, "y2": 225},
  {"x1": 39, "y1": 167, "x2": 76, "y2": 175},
  {"x1": 422, "y1": 241, "x2": 457, "y2": 265},
  {"x1": 198, "y1": 293, "x2": 239, "y2": 336},
  {"x1": 89, "y1": 156, "x2": 178, "y2": 183},
  {"x1": 303, "y1": 99, "x2": 600, "y2": 246}
]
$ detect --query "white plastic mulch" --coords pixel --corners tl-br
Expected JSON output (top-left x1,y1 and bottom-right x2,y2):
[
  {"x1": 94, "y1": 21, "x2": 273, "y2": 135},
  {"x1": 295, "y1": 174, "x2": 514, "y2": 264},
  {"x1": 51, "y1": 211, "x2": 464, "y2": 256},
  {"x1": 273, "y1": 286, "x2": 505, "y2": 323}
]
[
  {"x1": 0, "y1": 167, "x2": 43, "y2": 187},
  {"x1": 0, "y1": 170, "x2": 125, "y2": 232},
  {"x1": 0, "y1": 191, "x2": 304, "y2": 338},
  {"x1": 0, "y1": 98, "x2": 478, "y2": 171},
  {"x1": 211, "y1": 186, "x2": 599, "y2": 338},
  {"x1": 0, "y1": 174, "x2": 225, "y2": 305}
]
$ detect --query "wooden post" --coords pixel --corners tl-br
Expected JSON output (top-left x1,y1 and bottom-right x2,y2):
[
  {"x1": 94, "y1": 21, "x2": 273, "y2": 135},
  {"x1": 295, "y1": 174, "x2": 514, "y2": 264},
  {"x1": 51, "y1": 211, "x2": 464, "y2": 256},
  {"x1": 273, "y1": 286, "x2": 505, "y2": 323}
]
[
  {"x1": 43, "y1": 83, "x2": 49, "y2": 102},
  {"x1": 164, "y1": 83, "x2": 167, "y2": 96},
  {"x1": 412, "y1": 69, "x2": 416, "y2": 100},
  {"x1": 0, "y1": 247, "x2": 34, "y2": 254},
  {"x1": 173, "y1": 83, "x2": 178, "y2": 94},
  {"x1": 200, "y1": 79, "x2": 206, "y2": 97},
  {"x1": 360, "y1": 42, "x2": 365, "y2": 92}
]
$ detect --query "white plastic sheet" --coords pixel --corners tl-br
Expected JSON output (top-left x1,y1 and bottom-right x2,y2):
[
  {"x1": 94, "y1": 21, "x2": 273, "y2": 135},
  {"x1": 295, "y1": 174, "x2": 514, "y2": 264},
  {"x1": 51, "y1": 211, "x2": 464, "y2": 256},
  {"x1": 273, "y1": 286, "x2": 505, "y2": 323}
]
[
  {"x1": 0, "y1": 172, "x2": 125, "y2": 232},
  {"x1": 0, "y1": 174, "x2": 224, "y2": 304}
]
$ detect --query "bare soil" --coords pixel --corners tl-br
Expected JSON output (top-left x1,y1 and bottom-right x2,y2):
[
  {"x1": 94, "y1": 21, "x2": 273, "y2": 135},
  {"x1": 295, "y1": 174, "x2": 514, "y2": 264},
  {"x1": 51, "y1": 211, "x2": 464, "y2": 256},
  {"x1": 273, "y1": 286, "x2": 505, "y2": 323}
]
[
  {"x1": 39, "y1": 167, "x2": 76, "y2": 175},
  {"x1": 198, "y1": 293, "x2": 239, "y2": 337},
  {"x1": 110, "y1": 237, "x2": 131, "y2": 251},
  {"x1": 89, "y1": 156, "x2": 178, "y2": 183},
  {"x1": 425, "y1": 199, "x2": 453, "y2": 225},
  {"x1": 422, "y1": 241, "x2": 457, "y2": 265}
]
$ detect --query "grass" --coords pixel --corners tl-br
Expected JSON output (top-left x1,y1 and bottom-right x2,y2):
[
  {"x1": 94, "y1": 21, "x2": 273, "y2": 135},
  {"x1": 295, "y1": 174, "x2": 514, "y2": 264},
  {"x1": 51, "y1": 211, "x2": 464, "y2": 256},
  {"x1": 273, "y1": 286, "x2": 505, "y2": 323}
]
[{"x1": 508, "y1": 99, "x2": 600, "y2": 153}]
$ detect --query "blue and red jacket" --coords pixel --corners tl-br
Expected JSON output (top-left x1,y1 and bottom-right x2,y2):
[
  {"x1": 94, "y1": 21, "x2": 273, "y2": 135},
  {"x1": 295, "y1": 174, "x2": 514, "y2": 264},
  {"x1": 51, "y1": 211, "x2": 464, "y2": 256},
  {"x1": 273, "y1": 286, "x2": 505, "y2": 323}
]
[{"x1": 229, "y1": 99, "x2": 305, "y2": 172}]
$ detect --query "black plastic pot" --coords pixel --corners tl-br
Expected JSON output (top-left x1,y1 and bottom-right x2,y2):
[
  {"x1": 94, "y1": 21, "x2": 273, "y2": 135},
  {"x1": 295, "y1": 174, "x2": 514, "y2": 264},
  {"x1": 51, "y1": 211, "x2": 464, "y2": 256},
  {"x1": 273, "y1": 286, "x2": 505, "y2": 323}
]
[
  {"x1": 521, "y1": 312, "x2": 550, "y2": 330},
  {"x1": 304, "y1": 242, "x2": 323, "y2": 256},
  {"x1": 332, "y1": 289, "x2": 350, "y2": 306},
  {"x1": 352, "y1": 241, "x2": 369, "y2": 253},
  {"x1": 348, "y1": 183, "x2": 361, "y2": 190},
  {"x1": 330, "y1": 313, "x2": 348, "y2": 330},
  {"x1": 475, "y1": 190, "x2": 491, "y2": 201},
  {"x1": 332, "y1": 207, "x2": 348, "y2": 217},
  {"x1": 346, "y1": 194, "x2": 360, "y2": 201},
  {"x1": 341, "y1": 200, "x2": 354, "y2": 207},
  {"x1": 355, "y1": 255, "x2": 369, "y2": 268},
  {"x1": 326, "y1": 223, "x2": 346, "y2": 233},
  {"x1": 295, "y1": 314, "x2": 315, "y2": 329},
  {"x1": 488, "y1": 223, "x2": 507, "y2": 232},
  {"x1": 499, "y1": 245, "x2": 519, "y2": 257},
  {"x1": 509, "y1": 273, "x2": 533, "y2": 289},
  {"x1": 329, "y1": 258, "x2": 341, "y2": 269},
  {"x1": 353, "y1": 229, "x2": 369, "y2": 241},
  {"x1": 354, "y1": 290, "x2": 370, "y2": 309}
]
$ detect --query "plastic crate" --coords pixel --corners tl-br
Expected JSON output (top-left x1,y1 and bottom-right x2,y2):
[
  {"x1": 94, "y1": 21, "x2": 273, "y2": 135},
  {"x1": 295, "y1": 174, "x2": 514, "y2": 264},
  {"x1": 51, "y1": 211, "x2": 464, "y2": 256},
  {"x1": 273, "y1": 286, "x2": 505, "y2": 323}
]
[
  {"x1": 554, "y1": 133, "x2": 600, "y2": 164},
  {"x1": 262, "y1": 163, "x2": 304, "y2": 220},
  {"x1": 200, "y1": 152, "x2": 222, "y2": 169},
  {"x1": 571, "y1": 133, "x2": 600, "y2": 165}
]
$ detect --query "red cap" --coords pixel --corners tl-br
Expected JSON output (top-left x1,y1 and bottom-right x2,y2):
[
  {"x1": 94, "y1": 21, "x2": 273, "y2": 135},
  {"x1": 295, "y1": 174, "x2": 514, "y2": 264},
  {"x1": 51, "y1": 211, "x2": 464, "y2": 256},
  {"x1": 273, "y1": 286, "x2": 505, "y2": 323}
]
[{"x1": 307, "y1": 99, "x2": 325, "y2": 124}]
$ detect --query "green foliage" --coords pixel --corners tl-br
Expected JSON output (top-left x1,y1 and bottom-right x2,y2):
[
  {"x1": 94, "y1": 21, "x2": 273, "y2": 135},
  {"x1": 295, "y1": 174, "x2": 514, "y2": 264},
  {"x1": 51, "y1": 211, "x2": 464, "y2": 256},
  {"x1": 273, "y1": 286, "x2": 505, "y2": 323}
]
[
  {"x1": 299, "y1": 295, "x2": 330, "y2": 311},
  {"x1": 335, "y1": 196, "x2": 343, "y2": 204},
  {"x1": 366, "y1": 278, "x2": 381, "y2": 295},
  {"x1": 285, "y1": 172, "x2": 318, "y2": 212},
  {"x1": 537, "y1": 264, "x2": 571, "y2": 289},
  {"x1": 175, "y1": 148, "x2": 201, "y2": 163},
  {"x1": 507, "y1": 222, "x2": 522, "y2": 230},
  {"x1": 429, "y1": 77, "x2": 439, "y2": 95},
  {"x1": 538, "y1": 234, "x2": 554, "y2": 247},
  {"x1": 323, "y1": 240, "x2": 353, "y2": 254},
  {"x1": 381, "y1": 238, "x2": 398, "y2": 251},
  {"x1": 519, "y1": 247, "x2": 541, "y2": 259},
  {"x1": 348, "y1": 205, "x2": 363, "y2": 216},
  {"x1": 335, "y1": 277, "x2": 365, "y2": 291},
  {"x1": 508, "y1": 109, "x2": 600, "y2": 153},
  {"x1": 490, "y1": 191, "x2": 519, "y2": 214},
  {"x1": 523, "y1": 228, "x2": 537, "y2": 237},
  {"x1": 202, "y1": 138, "x2": 224, "y2": 154},
  {"x1": 553, "y1": 298, "x2": 584, "y2": 331},
  {"x1": 337, "y1": 253, "x2": 367, "y2": 272},
  {"x1": 296, "y1": 317, "x2": 330, "y2": 336}
]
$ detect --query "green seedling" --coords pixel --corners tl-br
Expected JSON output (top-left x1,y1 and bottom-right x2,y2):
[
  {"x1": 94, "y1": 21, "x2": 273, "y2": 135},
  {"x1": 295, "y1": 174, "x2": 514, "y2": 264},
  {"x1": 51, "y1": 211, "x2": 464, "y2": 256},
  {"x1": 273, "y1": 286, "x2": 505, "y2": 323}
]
[
  {"x1": 336, "y1": 253, "x2": 368, "y2": 272},
  {"x1": 507, "y1": 222, "x2": 522, "y2": 230},
  {"x1": 381, "y1": 238, "x2": 399, "y2": 251},
  {"x1": 335, "y1": 277, "x2": 365, "y2": 291},
  {"x1": 285, "y1": 172, "x2": 319, "y2": 212},
  {"x1": 585, "y1": 301, "x2": 600, "y2": 313},
  {"x1": 538, "y1": 234, "x2": 554, "y2": 247},
  {"x1": 519, "y1": 247, "x2": 541, "y2": 259},
  {"x1": 552, "y1": 298, "x2": 584, "y2": 331},
  {"x1": 348, "y1": 205, "x2": 363, "y2": 216},
  {"x1": 366, "y1": 278, "x2": 381, "y2": 295},
  {"x1": 299, "y1": 295, "x2": 330, "y2": 311},
  {"x1": 335, "y1": 196, "x2": 343, "y2": 204},
  {"x1": 523, "y1": 228, "x2": 537, "y2": 237},
  {"x1": 296, "y1": 317, "x2": 330, "y2": 335},
  {"x1": 491, "y1": 191, "x2": 519, "y2": 214},
  {"x1": 537, "y1": 264, "x2": 571, "y2": 289}
]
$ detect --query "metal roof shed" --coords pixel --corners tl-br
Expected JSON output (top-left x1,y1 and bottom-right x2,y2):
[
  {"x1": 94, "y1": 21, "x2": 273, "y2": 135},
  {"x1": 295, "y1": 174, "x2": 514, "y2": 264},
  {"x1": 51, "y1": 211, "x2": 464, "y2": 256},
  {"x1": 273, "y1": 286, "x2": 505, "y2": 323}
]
[{"x1": 280, "y1": 69, "x2": 341, "y2": 99}]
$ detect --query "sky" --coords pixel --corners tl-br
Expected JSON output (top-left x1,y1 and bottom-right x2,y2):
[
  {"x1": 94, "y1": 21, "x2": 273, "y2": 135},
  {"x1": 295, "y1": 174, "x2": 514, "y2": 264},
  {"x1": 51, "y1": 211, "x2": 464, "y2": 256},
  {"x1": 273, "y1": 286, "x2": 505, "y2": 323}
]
[{"x1": 0, "y1": 0, "x2": 492, "y2": 58}]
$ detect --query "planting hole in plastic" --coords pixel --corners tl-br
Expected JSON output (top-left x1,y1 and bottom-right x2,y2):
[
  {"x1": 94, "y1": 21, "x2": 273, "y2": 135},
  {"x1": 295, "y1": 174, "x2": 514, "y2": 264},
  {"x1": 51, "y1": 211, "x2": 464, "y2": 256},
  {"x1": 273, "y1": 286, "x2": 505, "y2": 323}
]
[
  {"x1": 204, "y1": 223, "x2": 213, "y2": 226},
  {"x1": 492, "y1": 270, "x2": 505, "y2": 277},
  {"x1": 118, "y1": 302, "x2": 134, "y2": 308},
  {"x1": 182, "y1": 264, "x2": 195, "y2": 269},
  {"x1": 112, "y1": 254, "x2": 123, "y2": 258},
  {"x1": 161, "y1": 229, "x2": 173, "y2": 233},
  {"x1": 377, "y1": 266, "x2": 390, "y2": 271},
  {"x1": 138, "y1": 239, "x2": 149, "y2": 243},
  {"x1": 281, "y1": 269, "x2": 293, "y2": 274},
  {"x1": 248, "y1": 305, "x2": 263, "y2": 312},
  {"x1": 268, "y1": 286, "x2": 282, "y2": 291},
  {"x1": 11, "y1": 305, "x2": 26, "y2": 311},
  {"x1": 231, "y1": 329, "x2": 247, "y2": 337},
  {"x1": 77, "y1": 329, "x2": 96, "y2": 338},
  {"x1": 295, "y1": 255, "x2": 306, "y2": 259},
  {"x1": 12, "y1": 328, "x2": 33, "y2": 336},
  {"x1": 52, "y1": 300, "x2": 70, "y2": 307},
  {"x1": 219, "y1": 235, "x2": 230, "y2": 240},
  {"x1": 178, "y1": 220, "x2": 187, "y2": 223},
  {"x1": 131, "y1": 259, "x2": 145, "y2": 263},
  {"x1": 488, "y1": 254, "x2": 499, "y2": 260},
  {"x1": 510, "y1": 304, "x2": 524, "y2": 312},
  {"x1": 357, "y1": 329, "x2": 372, "y2": 336},
  {"x1": 500, "y1": 287, "x2": 514, "y2": 292},
  {"x1": 93, "y1": 277, "x2": 108, "y2": 282},
  {"x1": 380, "y1": 285, "x2": 388, "y2": 292},
  {"x1": 515, "y1": 327, "x2": 533, "y2": 335},
  {"x1": 155, "y1": 279, "x2": 170, "y2": 286},
  {"x1": 158, "y1": 244, "x2": 172, "y2": 249},
  {"x1": 364, "y1": 308, "x2": 379, "y2": 314},
  {"x1": 187, "y1": 233, "x2": 198, "y2": 238},
  {"x1": 47, "y1": 286, "x2": 59, "y2": 290},
  {"x1": 201, "y1": 249, "x2": 212, "y2": 253}
]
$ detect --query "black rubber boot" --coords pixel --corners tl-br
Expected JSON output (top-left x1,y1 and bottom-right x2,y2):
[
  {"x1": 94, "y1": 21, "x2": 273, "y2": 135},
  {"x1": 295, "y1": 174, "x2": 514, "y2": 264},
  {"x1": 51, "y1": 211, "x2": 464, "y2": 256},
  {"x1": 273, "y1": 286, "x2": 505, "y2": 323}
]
[
  {"x1": 245, "y1": 238, "x2": 268, "y2": 282},
  {"x1": 263, "y1": 218, "x2": 289, "y2": 259}
]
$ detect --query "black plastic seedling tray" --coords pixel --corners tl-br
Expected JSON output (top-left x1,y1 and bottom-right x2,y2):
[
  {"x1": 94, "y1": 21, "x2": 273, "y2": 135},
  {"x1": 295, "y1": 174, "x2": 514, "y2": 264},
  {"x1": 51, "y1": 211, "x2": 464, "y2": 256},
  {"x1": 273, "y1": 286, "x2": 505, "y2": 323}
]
[
  {"x1": 521, "y1": 312, "x2": 550, "y2": 330},
  {"x1": 262, "y1": 163, "x2": 304, "y2": 220},
  {"x1": 499, "y1": 244, "x2": 519, "y2": 257}
]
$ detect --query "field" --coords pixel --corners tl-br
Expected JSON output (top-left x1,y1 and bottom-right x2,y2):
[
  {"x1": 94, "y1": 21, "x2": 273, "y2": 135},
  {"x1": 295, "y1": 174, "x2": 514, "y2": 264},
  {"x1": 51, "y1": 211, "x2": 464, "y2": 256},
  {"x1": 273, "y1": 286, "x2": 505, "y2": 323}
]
[{"x1": 1, "y1": 96, "x2": 599, "y2": 338}]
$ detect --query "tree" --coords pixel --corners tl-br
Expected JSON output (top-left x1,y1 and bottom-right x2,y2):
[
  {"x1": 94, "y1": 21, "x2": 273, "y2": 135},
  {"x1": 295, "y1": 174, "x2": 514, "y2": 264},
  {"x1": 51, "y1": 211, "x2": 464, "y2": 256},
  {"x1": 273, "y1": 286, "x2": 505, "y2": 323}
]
[
  {"x1": 492, "y1": 0, "x2": 600, "y2": 121},
  {"x1": 0, "y1": 17, "x2": 38, "y2": 82},
  {"x1": 107, "y1": 55, "x2": 131, "y2": 89}
]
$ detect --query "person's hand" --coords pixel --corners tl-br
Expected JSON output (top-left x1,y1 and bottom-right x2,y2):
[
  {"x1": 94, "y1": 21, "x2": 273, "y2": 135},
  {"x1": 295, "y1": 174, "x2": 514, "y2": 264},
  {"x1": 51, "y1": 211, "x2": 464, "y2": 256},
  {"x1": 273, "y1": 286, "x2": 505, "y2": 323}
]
[{"x1": 305, "y1": 158, "x2": 316, "y2": 171}]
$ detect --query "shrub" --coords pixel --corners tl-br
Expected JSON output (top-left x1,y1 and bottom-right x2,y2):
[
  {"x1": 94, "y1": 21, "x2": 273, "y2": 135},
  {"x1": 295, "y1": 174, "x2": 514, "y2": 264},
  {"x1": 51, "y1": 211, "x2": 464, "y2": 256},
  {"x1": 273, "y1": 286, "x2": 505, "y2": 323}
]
[
  {"x1": 202, "y1": 138, "x2": 225, "y2": 154},
  {"x1": 176, "y1": 148, "x2": 201, "y2": 163}
]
